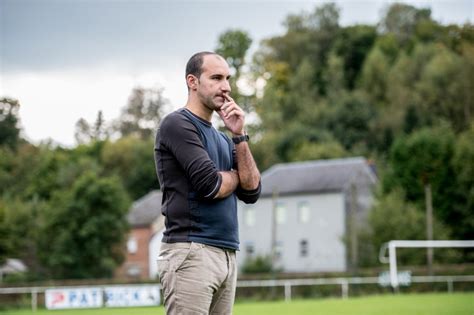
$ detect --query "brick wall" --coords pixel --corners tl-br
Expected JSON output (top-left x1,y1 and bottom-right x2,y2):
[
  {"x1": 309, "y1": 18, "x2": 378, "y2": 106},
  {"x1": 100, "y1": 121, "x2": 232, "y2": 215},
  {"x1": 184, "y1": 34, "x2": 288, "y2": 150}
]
[{"x1": 115, "y1": 226, "x2": 152, "y2": 280}]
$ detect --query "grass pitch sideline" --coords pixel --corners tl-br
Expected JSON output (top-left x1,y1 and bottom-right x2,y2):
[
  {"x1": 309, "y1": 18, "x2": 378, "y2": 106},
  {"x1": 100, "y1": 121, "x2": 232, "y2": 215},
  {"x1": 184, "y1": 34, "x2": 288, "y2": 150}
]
[{"x1": 2, "y1": 292, "x2": 473, "y2": 315}]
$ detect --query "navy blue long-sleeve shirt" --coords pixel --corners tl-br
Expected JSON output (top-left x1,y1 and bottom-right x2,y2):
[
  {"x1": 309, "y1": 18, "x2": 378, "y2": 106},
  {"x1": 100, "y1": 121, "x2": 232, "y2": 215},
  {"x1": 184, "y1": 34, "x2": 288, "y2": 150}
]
[{"x1": 154, "y1": 108, "x2": 261, "y2": 250}]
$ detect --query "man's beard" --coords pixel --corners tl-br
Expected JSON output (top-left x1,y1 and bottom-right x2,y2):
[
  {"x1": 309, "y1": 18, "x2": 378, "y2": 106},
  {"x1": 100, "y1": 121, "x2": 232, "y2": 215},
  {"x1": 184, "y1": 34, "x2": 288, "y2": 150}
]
[{"x1": 200, "y1": 92, "x2": 223, "y2": 112}]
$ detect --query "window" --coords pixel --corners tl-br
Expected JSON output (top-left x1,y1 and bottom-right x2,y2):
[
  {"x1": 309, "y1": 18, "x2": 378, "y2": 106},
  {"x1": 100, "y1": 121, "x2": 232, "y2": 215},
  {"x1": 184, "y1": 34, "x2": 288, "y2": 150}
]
[
  {"x1": 126, "y1": 264, "x2": 141, "y2": 277},
  {"x1": 300, "y1": 239, "x2": 308, "y2": 257},
  {"x1": 298, "y1": 201, "x2": 311, "y2": 223},
  {"x1": 245, "y1": 242, "x2": 255, "y2": 257},
  {"x1": 127, "y1": 236, "x2": 138, "y2": 254},
  {"x1": 244, "y1": 206, "x2": 255, "y2": 227},
  {"x1": 273, "y1": 241, "x2": 283, "y2": 260},
  {"x1": 276, "y1": 202, "x2": 286, "y2": 225}
]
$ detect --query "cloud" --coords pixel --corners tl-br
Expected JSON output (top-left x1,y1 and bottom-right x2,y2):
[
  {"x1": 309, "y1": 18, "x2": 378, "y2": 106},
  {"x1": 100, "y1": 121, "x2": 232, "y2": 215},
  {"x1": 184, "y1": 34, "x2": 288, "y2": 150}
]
[{"x1": 2, "y1": 67, "x2": 186, "y2": 146}]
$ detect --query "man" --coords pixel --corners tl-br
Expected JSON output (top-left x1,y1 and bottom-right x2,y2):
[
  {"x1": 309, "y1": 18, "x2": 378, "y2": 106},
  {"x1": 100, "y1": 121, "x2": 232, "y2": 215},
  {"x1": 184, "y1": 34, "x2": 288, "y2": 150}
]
[{"x1": 154, "y1": 51, "x2": 261, "y2": 314}]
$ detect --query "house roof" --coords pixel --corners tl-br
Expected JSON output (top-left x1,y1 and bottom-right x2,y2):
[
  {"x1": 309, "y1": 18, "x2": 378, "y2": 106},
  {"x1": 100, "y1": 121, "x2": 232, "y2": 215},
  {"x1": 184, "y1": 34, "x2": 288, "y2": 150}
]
[
  {"x1": 127, "y1": 190, "x2": 162, "y2": 227},
  {"x1": 260, "y1": 157, "x2": 377, "y2": 197}
]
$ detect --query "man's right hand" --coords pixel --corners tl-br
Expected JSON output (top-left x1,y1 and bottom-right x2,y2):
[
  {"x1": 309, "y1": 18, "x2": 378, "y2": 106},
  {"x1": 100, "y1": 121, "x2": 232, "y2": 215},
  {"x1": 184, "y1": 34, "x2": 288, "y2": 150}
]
[{"x1": 217, "y1": 94, "x2": 245, "y2": 136}]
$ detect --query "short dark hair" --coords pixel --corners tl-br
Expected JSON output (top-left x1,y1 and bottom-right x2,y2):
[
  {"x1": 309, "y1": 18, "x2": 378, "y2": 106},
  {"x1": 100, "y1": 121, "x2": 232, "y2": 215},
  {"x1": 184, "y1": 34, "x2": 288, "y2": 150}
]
[{"x1": 185, "y1": 51, "x2": 218, "y2": 80}]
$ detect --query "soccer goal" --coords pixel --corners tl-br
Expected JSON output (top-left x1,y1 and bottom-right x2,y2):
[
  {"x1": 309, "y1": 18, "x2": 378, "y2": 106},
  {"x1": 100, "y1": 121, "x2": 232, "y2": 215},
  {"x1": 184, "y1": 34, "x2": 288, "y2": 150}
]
[{"x1": 379, "y1": 240, "x2": 474, "y2": 289}]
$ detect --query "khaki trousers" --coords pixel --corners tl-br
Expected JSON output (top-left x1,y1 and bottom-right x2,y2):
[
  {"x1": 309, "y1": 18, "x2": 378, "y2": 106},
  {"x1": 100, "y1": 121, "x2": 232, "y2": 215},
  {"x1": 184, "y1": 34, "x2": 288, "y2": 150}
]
[{"x1": 157, "y1": 242, "x2": 237, "y2": 315}]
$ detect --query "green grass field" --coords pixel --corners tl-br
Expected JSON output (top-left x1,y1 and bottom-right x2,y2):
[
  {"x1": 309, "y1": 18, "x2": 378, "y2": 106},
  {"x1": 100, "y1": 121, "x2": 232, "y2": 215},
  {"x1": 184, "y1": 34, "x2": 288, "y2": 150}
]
[{"x1": 2, "y1": 293, "x2": 473, "y2": 315}]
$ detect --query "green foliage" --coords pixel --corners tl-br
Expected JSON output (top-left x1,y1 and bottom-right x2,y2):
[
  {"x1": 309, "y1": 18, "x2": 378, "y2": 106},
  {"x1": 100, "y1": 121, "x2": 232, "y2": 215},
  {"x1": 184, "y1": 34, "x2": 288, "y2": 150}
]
[
  {"x1": 451, "y1": 125, "x2": 474, "y2": 240},
  {"x1": 24, "y1": 146, "x2": 68, "y2": 200},
  {"x1": 325, "y1": 94, "x2": 376, "y2": 151},
  {"x1": 359, "y1": 47, "x2": 391, "y2": 104},
  {"x1": 0, "y1": 143, "x2": 43, "y2": 198},
  {"x1": 382, "y1": 125, "x2": 467, "y2": 248},
  {"x1": 101, "y1": 136, "x2": 159, "y2": 200},
  {"x1": 74, "y1": 86, "x2": 168, "y2": 144},
  {"x1": 379, "y1": 3, "x2": 432, "y2": 46},
  {"x1": 386, "y1": 125, "x2": 455, "y2": 217},
  {"x1": 74, "y1": 111, "x2": 109, "y2": 144},
  {"x1": 41, "y1": 172, "x2": 130, "y2": 279},
  {"x1": 366, "y1": 189, "x2": 450, "y2": 265},
  {"x1": 417, "y1": 47, "x2": 468, "y2": 131},
  {"x1": 291, "y1": 140, "x2": 347, "y2": 162},
  {"x1": 0, "y1": 203, "x2": 11, "y2": 264},
  {"x1": 115, "y1": 86, "x2": 167, "y2": 139},
  {"x1": 215, "y1": 29, "x2": 253, "y2": 113},
  {"x1": 0, "y1": 136, "x2": 156, "y2": 280},
  {"x1": 1, "y1": 197, "x2": 48, "y2": 275},
  {"x1": 216, "y1": 29, "x2": 252, "y2": 78},
  {"x1": 241, "y1": 255, "x2": 274, "y2": 274},
  {"x1": 0, "y1": 98, "x2": 21, "y2": 150},
  {"x1": 334, "y1": 25, "x2": 377, "y2": 89}
]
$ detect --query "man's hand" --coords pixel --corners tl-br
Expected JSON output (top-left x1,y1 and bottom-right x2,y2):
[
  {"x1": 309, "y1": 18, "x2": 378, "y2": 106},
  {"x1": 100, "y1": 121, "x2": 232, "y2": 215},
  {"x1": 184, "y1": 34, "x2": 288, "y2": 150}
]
[
  {"x1": 217, "y1": 94, "x2": 245, "y2": 135},
  {"x1": 214, "y1": 170, "x2": 240, "y2": 199}
]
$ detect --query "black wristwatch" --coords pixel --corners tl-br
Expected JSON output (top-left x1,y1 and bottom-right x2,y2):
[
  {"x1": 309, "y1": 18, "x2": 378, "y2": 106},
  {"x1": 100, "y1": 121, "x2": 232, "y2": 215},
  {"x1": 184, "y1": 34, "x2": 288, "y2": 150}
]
[{"x1": 232, "y1": 134, "x2": 249, "y2": 144}]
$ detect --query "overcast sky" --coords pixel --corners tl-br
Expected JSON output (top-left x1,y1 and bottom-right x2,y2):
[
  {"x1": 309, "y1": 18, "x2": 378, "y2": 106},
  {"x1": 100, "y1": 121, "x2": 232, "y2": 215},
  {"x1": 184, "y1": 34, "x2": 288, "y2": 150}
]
[{"x1": 1, "y1": 0, "x2": 473, "y2": 146}]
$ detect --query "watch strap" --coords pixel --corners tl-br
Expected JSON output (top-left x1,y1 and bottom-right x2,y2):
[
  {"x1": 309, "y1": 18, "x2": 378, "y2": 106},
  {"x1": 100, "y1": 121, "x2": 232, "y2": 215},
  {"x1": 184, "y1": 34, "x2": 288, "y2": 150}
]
[{"x1": 232, "y1": 134, "x2": 249, "y2": 144}]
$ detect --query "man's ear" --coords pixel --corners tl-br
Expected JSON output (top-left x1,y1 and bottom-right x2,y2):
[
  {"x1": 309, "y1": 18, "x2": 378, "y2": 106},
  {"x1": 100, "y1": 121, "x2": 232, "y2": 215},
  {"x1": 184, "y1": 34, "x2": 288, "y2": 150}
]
[{"x1": 186, "y1": 74, "x2": 198, "y2": 90}]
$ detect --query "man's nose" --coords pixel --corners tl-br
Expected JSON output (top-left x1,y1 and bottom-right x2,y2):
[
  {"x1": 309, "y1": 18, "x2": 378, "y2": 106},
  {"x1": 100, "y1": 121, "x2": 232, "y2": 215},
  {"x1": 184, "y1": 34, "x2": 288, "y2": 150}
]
[{"x1": 222, "y1": 80, "x2": 231, "y2": 93}]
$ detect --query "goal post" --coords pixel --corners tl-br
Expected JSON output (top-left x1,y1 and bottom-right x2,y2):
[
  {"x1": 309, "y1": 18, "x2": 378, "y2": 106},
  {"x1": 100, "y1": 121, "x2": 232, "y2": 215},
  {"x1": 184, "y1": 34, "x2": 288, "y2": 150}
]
[{"x1": 379, "y1": 240, "x2": 474, "y2": 289}]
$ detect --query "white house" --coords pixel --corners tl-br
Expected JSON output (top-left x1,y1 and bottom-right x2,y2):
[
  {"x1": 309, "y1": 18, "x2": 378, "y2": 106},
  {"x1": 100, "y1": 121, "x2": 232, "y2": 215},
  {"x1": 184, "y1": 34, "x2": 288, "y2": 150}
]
[{"x1": 237, "y1": 157, "x2": 377, "y2": 273}]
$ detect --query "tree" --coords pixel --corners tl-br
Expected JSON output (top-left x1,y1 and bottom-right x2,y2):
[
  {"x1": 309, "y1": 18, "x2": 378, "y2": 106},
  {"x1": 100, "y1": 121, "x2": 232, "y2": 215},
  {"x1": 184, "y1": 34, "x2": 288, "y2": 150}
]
[
  {"x1": 0, "y1": 202, "x2": 11, "y2": 265},
  {"x1": 0, "y1": 143, "x2": 58, "y2": 201},
  {"x1": 115, "y1": 86, "x2": 168, "y2": 139},
  {"x1": 0, "y1": 97, "x2": 21, "y2": 150},
  {"x1": 334, "y1": 25, "x2": 377, "y2": 90},
  {"x1": 74, "y1": 111, "x2": 109, "y2": 145},
  {"x1": 324, "y1": 52, "x2": 346, "y2": 102},
  {"x1": 290, "y1": 140, "x2": 347, "y2": 162},
  {"x1": 74, "y1": 118, "x2": 92, "y2": 145},
  {"x1": 41, "y1": 172, "x2": 130, "y2": 279},
  {"x1": 385, "y1": 44, "x2": 438, "y2": 132},
  {"x1": 216, "y1": 29, "x2": 252, "y2": 82},
  {"x1": 93, "y1": 111, "x2": 108, "y2": 141},
  {"x1": 101, "y1": 136, "x2": 159, "y2": 200},
  {"x1": 384, "y1": 124, "x2": 457, "y2": 263},
  {"x1": 416, "y1": 45, "x2": 472, "y2": 131},
  {"x1": 460, "y1": 43, "x2": 474, "y2": 124},
  {"x1": 325, "y1": 94, "x2": 375, "y2": 152},
  {"x1": 255, "y1": 3, "x2": 340, "y2": 94},
  {"x1": 0, "y1": 196, "x2": 47, "y2": 278},
  {"x1": 359, "y1": 47, "x2": 391, "y2": 105},
  {"x1": 451, "y1": 125, "x2": 474, "y2": 240},
  {"x1": 23, "y1": 145, "x2": 68, "y2": 201},
  {"x1": 215, "y1": 29, "x2": 253, "y2": 113},
  {"x1": 379, "y1": 3, "x2": 432, "y2": 46},
  {"x1": 366, "y1": 188, "x2": 450, "y2": 266}
]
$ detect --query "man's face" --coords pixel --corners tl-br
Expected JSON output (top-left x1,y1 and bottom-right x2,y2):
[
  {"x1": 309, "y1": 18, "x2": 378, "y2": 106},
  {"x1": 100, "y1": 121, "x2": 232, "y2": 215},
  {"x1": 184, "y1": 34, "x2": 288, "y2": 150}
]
[{"x1": 195, "y1": 55, "x2": 231, "y2": 111}]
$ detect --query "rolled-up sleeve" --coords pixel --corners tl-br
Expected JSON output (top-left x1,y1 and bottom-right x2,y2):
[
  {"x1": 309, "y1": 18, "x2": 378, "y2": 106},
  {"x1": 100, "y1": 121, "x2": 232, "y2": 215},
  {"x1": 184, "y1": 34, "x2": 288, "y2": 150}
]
[
  {"x1": 236, "y1": 181, "x2": 261, "y2": 204},
  {"x1": 160, "y1": 114, "x2": 221, "y2": 200}
]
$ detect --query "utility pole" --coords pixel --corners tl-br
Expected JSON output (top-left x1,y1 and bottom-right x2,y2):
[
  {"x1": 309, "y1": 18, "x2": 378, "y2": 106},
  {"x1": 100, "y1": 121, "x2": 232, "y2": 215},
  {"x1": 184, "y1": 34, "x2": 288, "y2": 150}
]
[
  {"x1": 425, "y1": 183, "x2": 434, "y2": 275},
  {"x1": 271, "y1": 187, "x2": 278, "y2": 299},
  {"x1": 350, "y1": 183, "x2": 359, "y2": 273}
]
